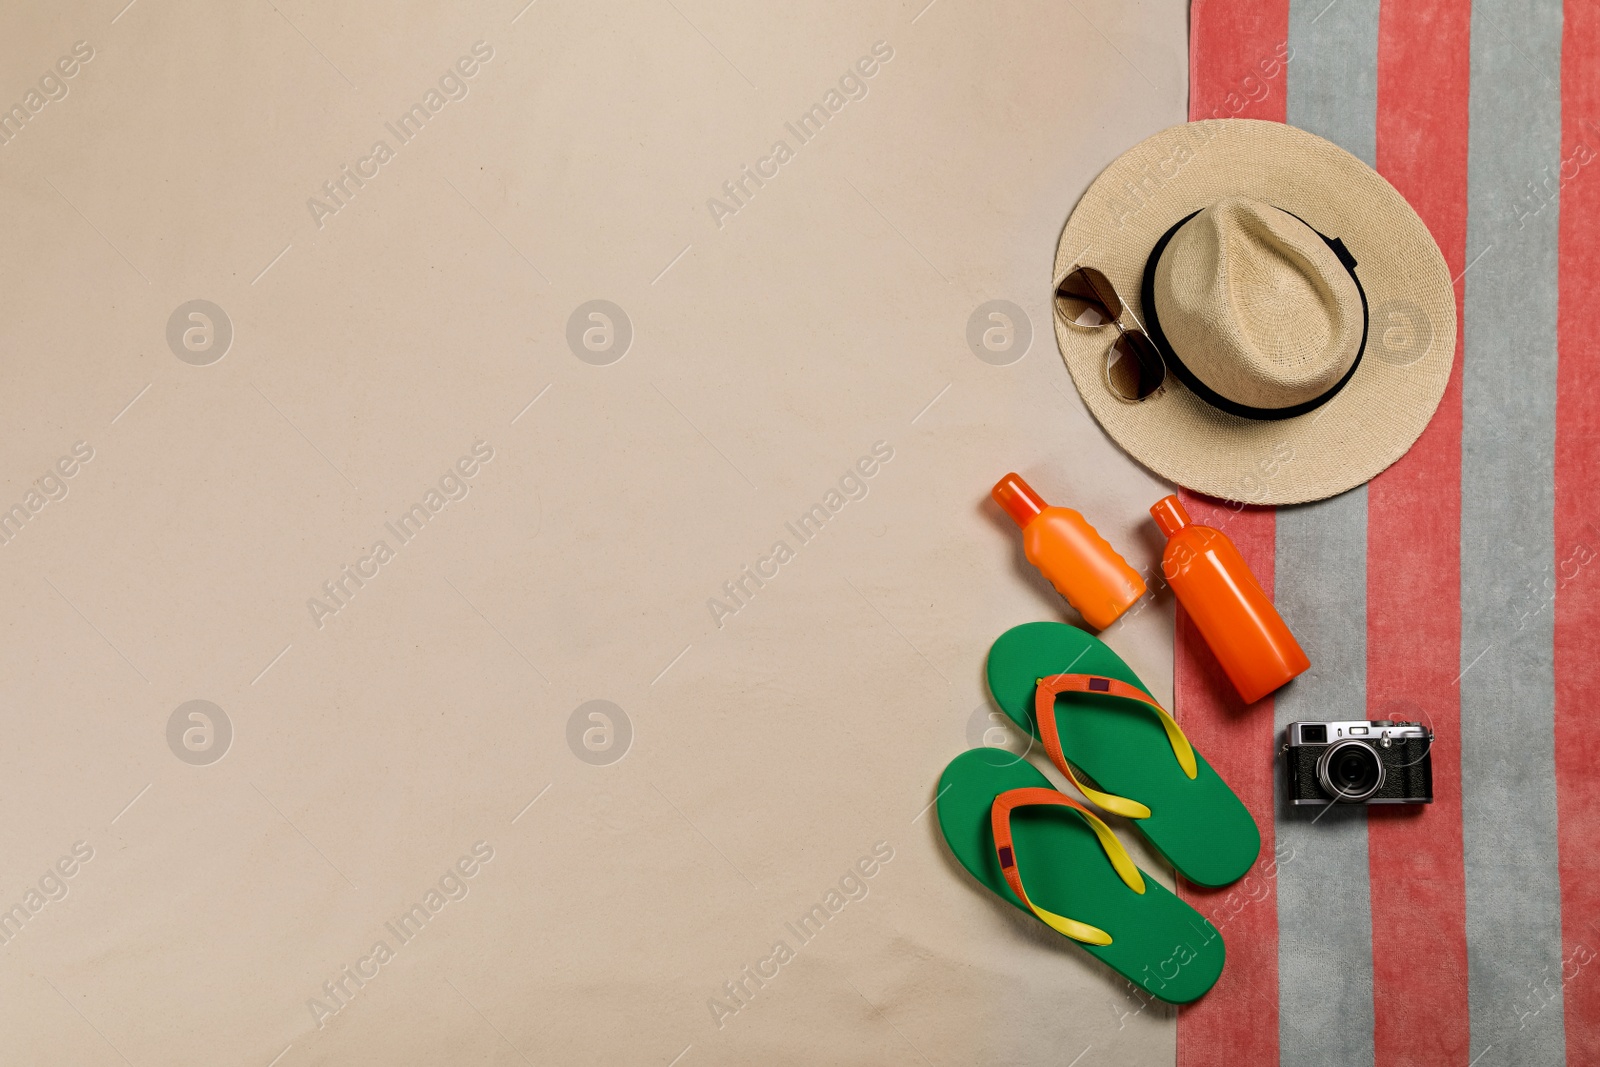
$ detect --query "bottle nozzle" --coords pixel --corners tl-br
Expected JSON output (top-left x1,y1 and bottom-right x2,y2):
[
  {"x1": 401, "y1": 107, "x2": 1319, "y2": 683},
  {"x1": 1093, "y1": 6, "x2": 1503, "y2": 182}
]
[
  {"x1": 1150, "y1": 495, "x2": 1190, "y2": 538},
  {"x1": 992, "y1": 473, "x2": 1048, "y2": 528}
]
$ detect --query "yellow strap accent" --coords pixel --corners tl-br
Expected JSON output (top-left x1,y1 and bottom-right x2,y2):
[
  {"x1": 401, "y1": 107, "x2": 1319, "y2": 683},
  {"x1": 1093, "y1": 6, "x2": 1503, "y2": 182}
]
[
  {"x1": 1034, "y1": 675, "x2": 1199, "y2": 823},
  {"x1": 1151, "y1": 702, "x2": 1199, "y2": 781},
  {"x1": 1018, "y1": 808, "x2": 1142, "y2": 945},
  {"x1": 1078, "y1": 806, "x2": 1147, "y2": 896},
  {"x1": 990, "y1": 787, "x2": 1146, "y2": 948},
  {"x1": 1059, "y1": 763, "x2": 1153, "y2": 821},
  {"x1": 1029, "y1": 902, "x2": 1113, "y2": 946}
]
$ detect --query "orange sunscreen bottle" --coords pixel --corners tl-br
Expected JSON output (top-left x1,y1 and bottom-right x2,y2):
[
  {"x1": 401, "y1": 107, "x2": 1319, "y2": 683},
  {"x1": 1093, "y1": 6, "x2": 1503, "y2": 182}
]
[
  {"x1": 992, "y1": 473, "x2": 1146, "y2": 630},
  {"x1": 1150, "y1": 494, "x2": 1309, "y2": 703}
]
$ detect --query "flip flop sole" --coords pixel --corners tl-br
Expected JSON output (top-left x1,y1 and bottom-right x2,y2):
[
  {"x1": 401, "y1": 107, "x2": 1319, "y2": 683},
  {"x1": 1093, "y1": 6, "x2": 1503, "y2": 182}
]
[
  {"x1": 987, "y1": 621, "x2": 1259, "y2": 887},
  {"x1": 936, "y1": 748, "x2": 1225, "y2": 1004}
]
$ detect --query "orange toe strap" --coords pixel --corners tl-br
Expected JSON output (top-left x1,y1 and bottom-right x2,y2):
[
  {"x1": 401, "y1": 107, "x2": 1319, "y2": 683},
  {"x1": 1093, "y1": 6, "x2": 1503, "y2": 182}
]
[
  {"x1": 1034, "y1": 673, "x2": 1198, "y2": 820},
  {"x1": 990, "y1": 786, "x2": 1144, "y2": 945}
]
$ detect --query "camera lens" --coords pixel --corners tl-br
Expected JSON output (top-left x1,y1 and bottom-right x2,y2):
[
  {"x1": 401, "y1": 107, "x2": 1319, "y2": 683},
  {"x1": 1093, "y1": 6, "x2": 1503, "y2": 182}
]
[
  {"x1": 1334, "y1": 751, "x2": 1372, "y2": 786},
  {"x1": 1315, "y1": 740, "x2": 1384, "y2": 802}
]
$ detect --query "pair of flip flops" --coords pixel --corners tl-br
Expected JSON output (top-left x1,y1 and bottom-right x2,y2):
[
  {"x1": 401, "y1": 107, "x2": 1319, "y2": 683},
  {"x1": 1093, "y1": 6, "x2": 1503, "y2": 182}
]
[{"x1": 937, "y1": 622, "x2": 1259, "y2": 1003}]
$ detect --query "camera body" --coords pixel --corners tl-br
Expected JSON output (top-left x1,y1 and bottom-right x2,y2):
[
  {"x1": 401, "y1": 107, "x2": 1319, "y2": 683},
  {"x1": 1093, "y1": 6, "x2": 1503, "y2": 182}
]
[{"x1": 1283, "y1": 720, "x2": 1433, "y2": 805}]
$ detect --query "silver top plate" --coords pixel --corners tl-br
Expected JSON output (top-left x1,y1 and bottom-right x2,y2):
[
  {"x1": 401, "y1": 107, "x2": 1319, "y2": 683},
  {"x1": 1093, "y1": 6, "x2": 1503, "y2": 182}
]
[{"x1": 1286, "y1": 720, "x2": 1430, "y2": 746}]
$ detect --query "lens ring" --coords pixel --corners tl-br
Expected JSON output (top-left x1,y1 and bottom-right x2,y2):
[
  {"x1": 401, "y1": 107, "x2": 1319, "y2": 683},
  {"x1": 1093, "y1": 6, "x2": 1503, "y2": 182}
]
[{"x1": 1315, "y1": 739, "x2": 1385, "y2": 803}]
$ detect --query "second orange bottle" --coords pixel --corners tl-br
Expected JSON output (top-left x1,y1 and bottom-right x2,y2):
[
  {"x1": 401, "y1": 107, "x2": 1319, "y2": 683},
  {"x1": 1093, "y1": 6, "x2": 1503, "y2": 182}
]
[
  {"x1": 1150, "y1": 494, "x2": 1309, "y2": 703},
  {"x1": 992, "y1": 473, "x2": 1146, "y2": 630}
]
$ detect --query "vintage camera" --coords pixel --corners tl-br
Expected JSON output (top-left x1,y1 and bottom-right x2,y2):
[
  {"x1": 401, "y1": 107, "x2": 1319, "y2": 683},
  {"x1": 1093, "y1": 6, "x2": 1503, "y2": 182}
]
[{"x1": 1283, "y1": 720, "x2": 1433, "y2": 805}]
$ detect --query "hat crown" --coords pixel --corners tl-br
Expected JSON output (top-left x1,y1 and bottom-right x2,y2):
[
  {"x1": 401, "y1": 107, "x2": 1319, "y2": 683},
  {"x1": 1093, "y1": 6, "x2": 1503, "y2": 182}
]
[{"x1": 1153, "y1": 197, "x2": 1362, "y2": 410}]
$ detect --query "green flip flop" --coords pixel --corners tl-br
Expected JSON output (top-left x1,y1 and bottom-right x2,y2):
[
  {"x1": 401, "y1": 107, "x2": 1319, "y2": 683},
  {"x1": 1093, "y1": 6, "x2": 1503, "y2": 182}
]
[
  {"x1": 936, "y1": 748, "x2": 1225, "y2": 1003},
  {"x1": 987, "y1": 621, "x2": 1259, "y2": 888}
]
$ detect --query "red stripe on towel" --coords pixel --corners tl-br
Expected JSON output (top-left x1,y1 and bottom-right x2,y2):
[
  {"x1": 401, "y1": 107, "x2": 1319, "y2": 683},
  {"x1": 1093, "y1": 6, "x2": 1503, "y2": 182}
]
[
  {"x1": 1173, "y1": 496, "x2": 1279, "y2": 1067},
  {"x1": 1365, "y1": 2, "x2": 1473, "y2": 1065},
  {"x1": 1188, "y1": 0, "x2": 1292, "y2": 124},
  {"x1": 1176, "y1": 10, "x2": 1287, "y2": 1067},
  {"x1": 1555, "y1": 4, "x2": 1600, "y2": 1061}
]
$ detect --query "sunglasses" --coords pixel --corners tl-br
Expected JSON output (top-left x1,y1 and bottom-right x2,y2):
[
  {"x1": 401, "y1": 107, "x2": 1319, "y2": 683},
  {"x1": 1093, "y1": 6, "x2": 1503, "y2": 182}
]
[{"x1": 1054, "y1": 266, "x2": 1167, "y2": 402}]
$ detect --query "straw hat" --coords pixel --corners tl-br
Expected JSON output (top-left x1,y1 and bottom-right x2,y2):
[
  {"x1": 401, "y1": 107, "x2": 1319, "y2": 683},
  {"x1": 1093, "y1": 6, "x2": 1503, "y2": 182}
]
[{"x1": 1054, "y1": 119, "x2": 1455, "y2": 505}]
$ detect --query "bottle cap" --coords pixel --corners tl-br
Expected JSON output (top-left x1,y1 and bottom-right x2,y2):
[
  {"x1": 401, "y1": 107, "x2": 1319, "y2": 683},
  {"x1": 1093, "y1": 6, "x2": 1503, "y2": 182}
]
[
  {"x1": 1150, "y1": 495, "x2": 1190, "y2": 538},
  {"x1": 992, "y1": 473, "x2": 1048, "y2": 527}
]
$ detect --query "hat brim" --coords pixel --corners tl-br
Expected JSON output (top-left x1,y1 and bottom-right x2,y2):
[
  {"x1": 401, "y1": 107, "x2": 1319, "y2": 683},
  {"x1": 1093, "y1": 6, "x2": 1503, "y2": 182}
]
[{"x1": 1054, "y1": 119, "x2": 1455, "y2": 506}]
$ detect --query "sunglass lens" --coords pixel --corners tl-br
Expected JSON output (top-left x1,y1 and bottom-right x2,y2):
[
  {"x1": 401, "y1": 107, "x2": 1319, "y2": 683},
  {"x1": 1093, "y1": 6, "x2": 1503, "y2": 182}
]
[
  {"x1": 1106, "y1": 331, "x2": 1166, "y2": 401},
  {"x1": 1056, "y1": 267, "x2": 1121, "y2": 326},
  {"x1": 1077, "y1": 267, "x2": 1124, "y2": 318}
]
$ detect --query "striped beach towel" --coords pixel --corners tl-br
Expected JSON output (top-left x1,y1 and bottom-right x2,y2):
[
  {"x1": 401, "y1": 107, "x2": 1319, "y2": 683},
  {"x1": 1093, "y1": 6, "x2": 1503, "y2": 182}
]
[{"x1": 1174, "y1": 1, "x2": 1600, "y2": 1065}]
